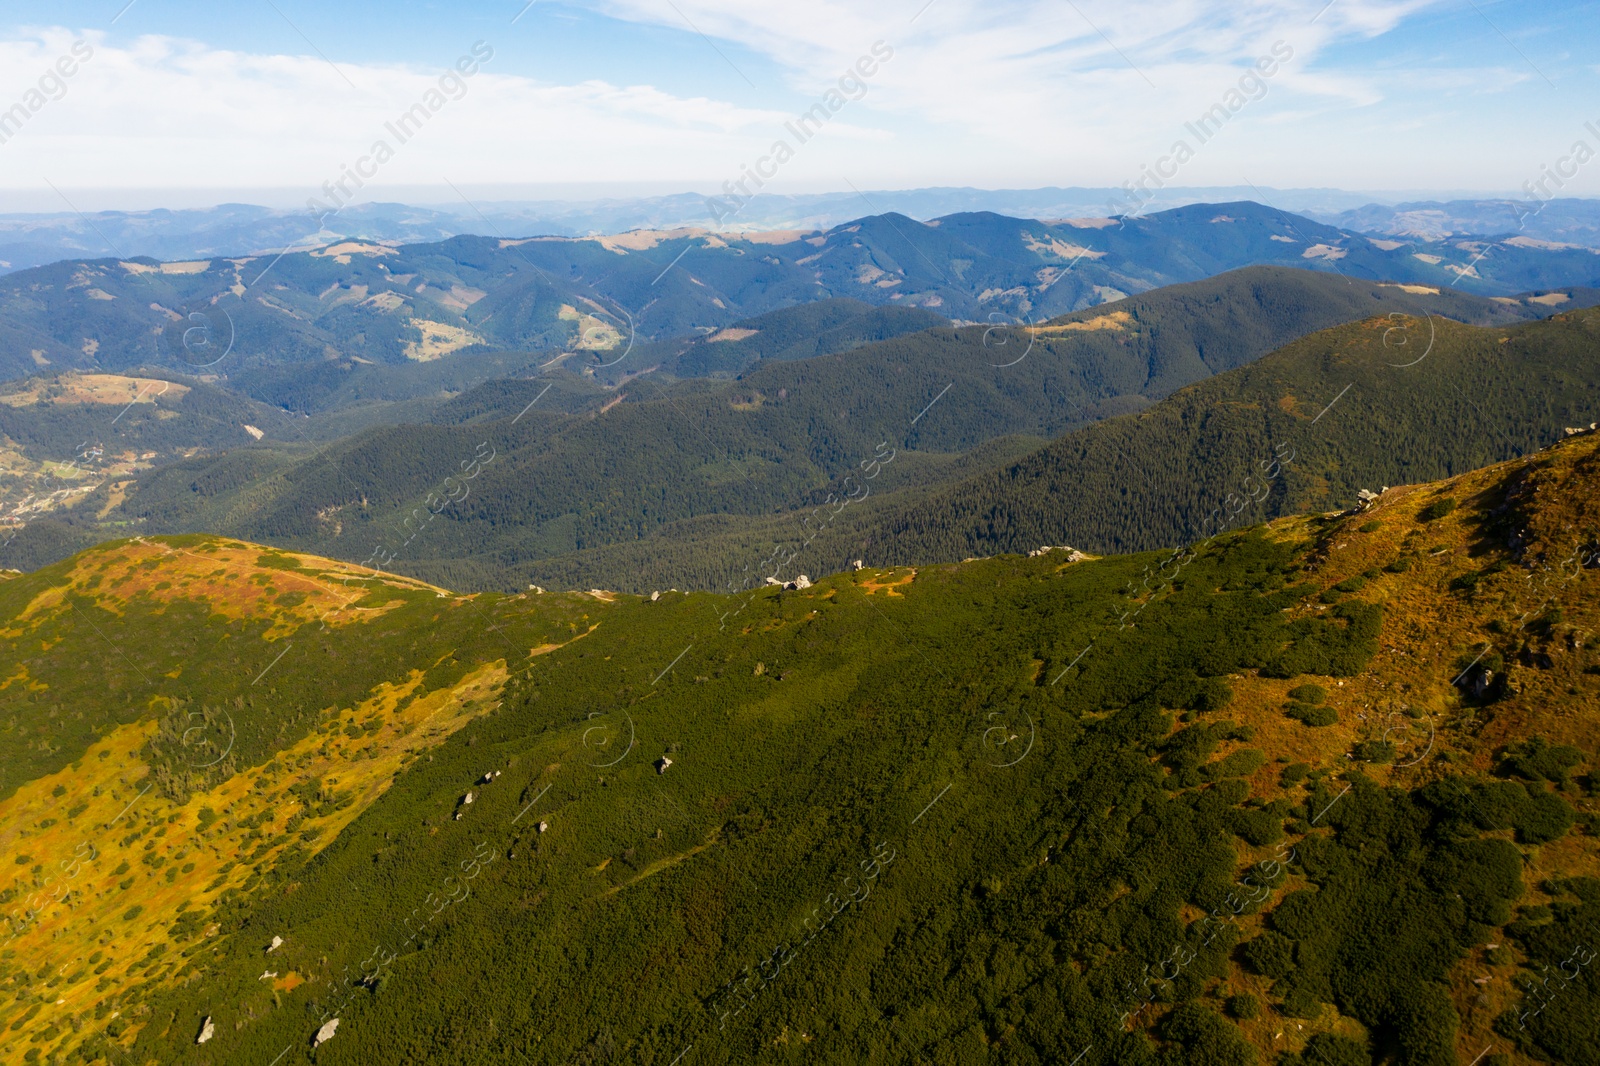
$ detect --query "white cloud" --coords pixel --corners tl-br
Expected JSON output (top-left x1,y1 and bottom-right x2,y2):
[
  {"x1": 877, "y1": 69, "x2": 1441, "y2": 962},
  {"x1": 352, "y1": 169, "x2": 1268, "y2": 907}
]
[
  {"x1": 0, "y1": 28, "x2": 836, "y2": 195},
  {"x1": 574, "y1": 0, "x2": 1460, "y2": 183},
  {"x1": 0, "y1": 0, "x2": 1594, "y2": 200}
]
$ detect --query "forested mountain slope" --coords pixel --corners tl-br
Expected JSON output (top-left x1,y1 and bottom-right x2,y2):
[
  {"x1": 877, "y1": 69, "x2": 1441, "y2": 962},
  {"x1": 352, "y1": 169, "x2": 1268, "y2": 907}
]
[
  {"x1": 0, "y1": 435, "x2": 1595, "y2": 1065},
  {"x1": 10, "y1": 267, "x2": 1562, "y2": 587},
  {"x1": 621, "y1": 298, "x2": 948, "y2": 382},
  {"x1": 506, "y1": 303, "x2": 1600, "y2": 594},
  {"x1": 847, "y1": 305, "x2": 1600, "y2": 566}
]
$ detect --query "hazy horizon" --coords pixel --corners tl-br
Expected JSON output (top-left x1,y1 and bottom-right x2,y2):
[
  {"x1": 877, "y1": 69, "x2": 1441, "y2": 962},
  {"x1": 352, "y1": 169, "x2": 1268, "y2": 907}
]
[{"x1": 0, "y1": 183, "x2": 1578, "y2": 218}]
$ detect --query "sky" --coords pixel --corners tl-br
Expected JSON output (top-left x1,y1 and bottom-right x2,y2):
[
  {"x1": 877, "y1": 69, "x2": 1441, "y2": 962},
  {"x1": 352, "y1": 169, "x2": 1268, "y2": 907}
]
[{"x1": 0, "y1": 0, "x2": 1597, "y2": 212}]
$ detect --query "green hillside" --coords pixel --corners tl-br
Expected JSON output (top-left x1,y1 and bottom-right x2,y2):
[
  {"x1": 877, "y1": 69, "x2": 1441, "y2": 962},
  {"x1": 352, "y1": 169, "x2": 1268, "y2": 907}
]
[
  {"x1": 18, "y1": 267, "x2": 1559, "y2": 585},
  {"x1": 627, "y1": 298, "x2": 948, "y2": 382},
  {"x1": 516, "y1": 302, "x2": 1600, "y2": 594},
  {"x1": 846, "y1": 304, "x2": 1600, "y2": 566},
  {"x1": 0, "y1": 435, "x2": 1594, "y2": 1065}
]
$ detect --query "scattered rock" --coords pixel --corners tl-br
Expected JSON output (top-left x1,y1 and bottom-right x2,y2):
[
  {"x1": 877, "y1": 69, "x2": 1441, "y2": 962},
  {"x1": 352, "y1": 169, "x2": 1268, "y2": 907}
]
[
  {"x1": 528, "y1": 584, "x2": 545, "y2": 593},
  {"x1": 267, "y1": 936, "x2": 283, "y2": 953},
  {"x1": 1345, "y1": 487, "x2": 1390, "y2": 515},
  {"x1": 656, "y1": 755, "x2": 673, "y2": 774},
  {"x1": 852, "y1": 560, "x2": 865, "y2": 570},
  {"x1": 537, "y1": 820, "x2": 549, "y2": 833},
  {"x1": 1027, "y1": 545, "x2": 1087, "y2": 561},
  {"x1": 650, "y1": 590, "x2": 660, "y2": 601},
  {"x1": 462, "y1": 792, "x2": 474, "y2": 805},
  {"x1": 260, "y1": 971, "x2": 277, "y2": 981},
  {"x1": 313, "y1": 1018, "x2": 339, "y2": 1047},
  {"x1": 765, "y1": 576, "x2": 783, "y2": 586},
  {"x1": 197, "y1": 1016, "x2": 215, "y2": 1044}
]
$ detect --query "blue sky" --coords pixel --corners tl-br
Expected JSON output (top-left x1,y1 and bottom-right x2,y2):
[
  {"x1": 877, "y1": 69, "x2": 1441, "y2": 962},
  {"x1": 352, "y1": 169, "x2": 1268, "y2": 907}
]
[{"x1": 1, "y1": 0, "x2": 1597, "y2": 210}]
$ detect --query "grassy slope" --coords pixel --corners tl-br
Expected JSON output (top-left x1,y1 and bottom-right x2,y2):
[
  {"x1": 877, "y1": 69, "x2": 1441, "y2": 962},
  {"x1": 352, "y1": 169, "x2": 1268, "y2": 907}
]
[{"x1": 0, "y1": 436, "x2": 1595, "y2": 1064}]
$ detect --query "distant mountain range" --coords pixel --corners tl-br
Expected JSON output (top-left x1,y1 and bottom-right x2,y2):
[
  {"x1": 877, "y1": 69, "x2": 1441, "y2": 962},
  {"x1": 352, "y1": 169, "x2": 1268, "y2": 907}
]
[
  {"x1": 4, "y1": 187, "x2": 1595, "y2": 275},
  {"x1": 1311, "y1": 198, "x2": 1600, "y2": 245},
  {"x1": 7, "y1": 200, "x2": 1600, "y2": 390}
]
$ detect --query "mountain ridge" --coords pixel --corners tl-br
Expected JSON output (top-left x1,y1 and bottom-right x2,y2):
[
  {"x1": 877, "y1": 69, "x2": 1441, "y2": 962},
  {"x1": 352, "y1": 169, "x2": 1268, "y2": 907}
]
[
  {"x1": 9, "y1": 265, "x2": 1572, "y2": 585},
  {"x1": 0, "y1": 432, "x2": 1594, "y2": 1064}
]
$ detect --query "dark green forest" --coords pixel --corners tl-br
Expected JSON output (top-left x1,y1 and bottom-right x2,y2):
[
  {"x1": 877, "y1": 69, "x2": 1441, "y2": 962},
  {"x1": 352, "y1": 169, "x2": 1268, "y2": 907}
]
[
  {"x1": 489, "y1": 304, "x2": 1600, "y2": 594},
  {"x1": 8, "y1": 266, "x2": 1576, "y2": 589}
]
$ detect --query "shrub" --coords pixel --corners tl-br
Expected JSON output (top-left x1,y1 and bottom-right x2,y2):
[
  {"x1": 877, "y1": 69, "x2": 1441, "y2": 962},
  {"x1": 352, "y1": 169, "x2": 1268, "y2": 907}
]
[
  {"x1": 1263, "y1": 601, "x2": 1382, "y2": 678},
  {"x1": 1517, "y1": 791, "x2": 1575, "y2": 844},
  {"x1": 1157, "y1": 1003, "x2": 1257, "y2": 1066},
  {"x1": 1288, "y1": 684, "x2": 1326, "y2": 704},
  {"x1": 1225, "y1": 992, "x2": 1259, "y2": 1020},
  {"x1": 1209, "y1": 749, "x2": 1268, "y2": 780},
  {"x1": 1286, "y1": 703, "x2": 1339, "y2": 727},
  {"x1": 1298, "y1": 1033, "x2": 1370, "y2": 1066},
  {"x1": 1279, "y1": 985, "x2": 1323, "y2": 1019},
  {"x1": 1193, "y1": 677, "x2": 1235, "y2": 713},
  {"x1": 1241, "y1": 931, "x2": 1297, "y2": 979},
  {"x1": 1418, "y1": 498, "x2": 1458, "y2": 522},
  {"x1": 1501, "y1": 737, "x2": 1584, "y2": 784},
  {"x1": 1226, "y1": 807, "x2": 1284, "y2": 846},
  {"x1": 1353, "y1": 740, "x2": 1396, "y2": 764}
]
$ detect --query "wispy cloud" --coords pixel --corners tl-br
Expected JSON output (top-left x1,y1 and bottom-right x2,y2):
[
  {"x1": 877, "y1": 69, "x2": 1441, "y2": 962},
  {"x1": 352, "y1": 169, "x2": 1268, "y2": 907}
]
[{"x1": 0, "y1": 0, "x2": 1592, "y2": 197}]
